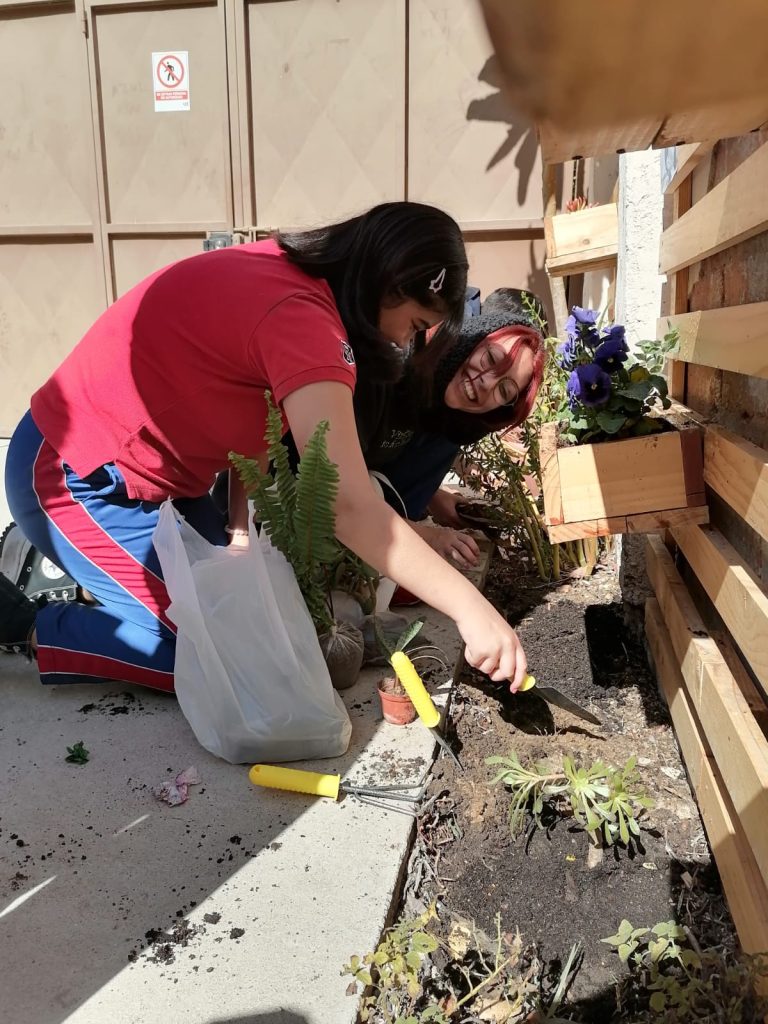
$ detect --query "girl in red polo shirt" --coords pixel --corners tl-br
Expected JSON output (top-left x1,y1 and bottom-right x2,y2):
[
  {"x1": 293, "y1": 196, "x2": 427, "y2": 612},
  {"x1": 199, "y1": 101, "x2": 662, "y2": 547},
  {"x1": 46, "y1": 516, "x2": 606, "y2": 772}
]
[{"x1": 2, "y1": 202, "x2": 527, "y2": 693}]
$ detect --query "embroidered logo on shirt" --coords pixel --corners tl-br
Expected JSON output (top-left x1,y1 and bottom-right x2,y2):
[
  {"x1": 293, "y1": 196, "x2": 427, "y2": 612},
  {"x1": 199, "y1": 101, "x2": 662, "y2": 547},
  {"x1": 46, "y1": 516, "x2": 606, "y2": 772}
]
[{"x1": 341, "y1": 341, "x2": 355, "y2": 366}]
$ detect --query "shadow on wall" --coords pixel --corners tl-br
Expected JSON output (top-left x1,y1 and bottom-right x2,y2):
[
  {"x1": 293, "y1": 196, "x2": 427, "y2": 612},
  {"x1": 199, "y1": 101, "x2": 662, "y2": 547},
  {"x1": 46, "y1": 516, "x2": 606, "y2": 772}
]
[{"x1": 466, "y1": 56, "x2": 539, "y2": 207}]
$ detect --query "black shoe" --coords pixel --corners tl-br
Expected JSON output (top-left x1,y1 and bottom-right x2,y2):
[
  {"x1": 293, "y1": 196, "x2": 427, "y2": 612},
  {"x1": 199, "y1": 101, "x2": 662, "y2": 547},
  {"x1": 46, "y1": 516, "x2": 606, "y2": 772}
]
[
  {"x1": 0, "y1": 523, "x2": 78, "y2": 603},
  {"x1": 0, "y1": 572, "x2": 38, "y2": 656}
]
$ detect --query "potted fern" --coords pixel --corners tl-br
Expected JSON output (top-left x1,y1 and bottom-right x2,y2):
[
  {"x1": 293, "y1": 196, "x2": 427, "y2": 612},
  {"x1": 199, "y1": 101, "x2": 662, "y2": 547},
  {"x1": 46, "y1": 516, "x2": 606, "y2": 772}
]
[{"x1": 230, "y1": 395, "x2": 369, "y2": 690}]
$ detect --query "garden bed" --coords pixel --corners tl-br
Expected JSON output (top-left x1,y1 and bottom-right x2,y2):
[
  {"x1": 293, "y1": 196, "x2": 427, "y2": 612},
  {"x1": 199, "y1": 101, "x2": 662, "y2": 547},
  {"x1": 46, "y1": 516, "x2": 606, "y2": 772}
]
[{"x1": 385, "y1": 549, "x2": 743, "y2": 1020}]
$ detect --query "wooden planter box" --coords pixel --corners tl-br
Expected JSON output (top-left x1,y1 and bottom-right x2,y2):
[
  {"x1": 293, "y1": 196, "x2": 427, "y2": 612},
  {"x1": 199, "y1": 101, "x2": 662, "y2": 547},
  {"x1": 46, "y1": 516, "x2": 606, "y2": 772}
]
[
  {"x1": 541, "y1": 421, "x2": 709, "y2": 543},
  {"x1": 544, "y1": 204, "x2": 618, "y2": 277}
]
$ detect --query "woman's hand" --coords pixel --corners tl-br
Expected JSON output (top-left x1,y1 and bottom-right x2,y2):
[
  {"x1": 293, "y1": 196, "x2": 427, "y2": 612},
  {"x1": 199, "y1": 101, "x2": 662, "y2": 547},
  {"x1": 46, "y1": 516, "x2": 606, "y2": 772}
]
[
  {"x1": 456, "y1": 597, "x2": 527, "y2": 692},
  {"x1": 411, "y1": 521, "x2": 480, "y2": 570},
  {"x1": 426, "y1": 488, "x2": 467, "y2": 528}
]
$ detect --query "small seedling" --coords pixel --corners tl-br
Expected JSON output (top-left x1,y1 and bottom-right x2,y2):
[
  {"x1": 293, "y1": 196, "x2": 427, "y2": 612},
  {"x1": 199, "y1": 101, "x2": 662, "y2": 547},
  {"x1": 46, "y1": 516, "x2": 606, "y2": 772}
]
[
  {"x1": 65, "y1": 740, "x2": 90, "y2": 765},
  {"x1": 343, "y1": 908, "x2": 539, "y2": 1023},
  {"x1": 488, "y1": 751, "x2": 653, "y2": 847},
  {"x1": 602, "y1": 919, "x2": 768, "y2": 1021}
]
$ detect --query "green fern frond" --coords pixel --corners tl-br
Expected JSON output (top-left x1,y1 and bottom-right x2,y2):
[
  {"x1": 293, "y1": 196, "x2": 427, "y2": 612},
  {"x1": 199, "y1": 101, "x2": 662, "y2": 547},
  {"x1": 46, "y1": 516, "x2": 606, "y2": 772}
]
[
  {"x1": 229, "y1": 450, "x2": 294, "y2": 557},
  {"x1": 262, "y1": 393, "x2": 297, "y2": 526},
  {"x1": 294, "y1": 421, "x2": 341, "y2": 573}
]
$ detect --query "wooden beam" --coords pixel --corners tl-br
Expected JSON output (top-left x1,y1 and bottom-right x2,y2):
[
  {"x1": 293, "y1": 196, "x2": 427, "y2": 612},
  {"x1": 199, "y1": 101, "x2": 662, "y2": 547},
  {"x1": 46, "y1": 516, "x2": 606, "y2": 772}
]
[
  {"x1": 659, "y1": 303, "x2": 768, "y2": 381},
  {"x1": 662, "y1": 143, "x2": 713, "y2": 195},
  {"x1": 665, "y1": 175, "x2": 692, "y2": 402},
  {"x1": 671, "y1": 524, "x2": 768, "y2": 694},
  {"x1": 542, "y1": 164, "x2": 569, "y2": 340},
  {"x1": 660, "y1": 140, "x2": 768, "y2": 275},
  {"x1": 704, "y1": 425, "x2": 768, "y2": 543},
  {"x1": 645, "y1": 596, "x2": 768, "y2": 954}
]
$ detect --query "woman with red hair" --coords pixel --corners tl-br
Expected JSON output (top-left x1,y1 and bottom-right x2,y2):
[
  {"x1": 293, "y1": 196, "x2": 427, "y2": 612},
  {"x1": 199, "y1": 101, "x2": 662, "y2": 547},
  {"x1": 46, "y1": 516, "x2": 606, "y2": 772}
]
[{"x1": 365, "y1": 289, "x2": 547, "y2": 573}]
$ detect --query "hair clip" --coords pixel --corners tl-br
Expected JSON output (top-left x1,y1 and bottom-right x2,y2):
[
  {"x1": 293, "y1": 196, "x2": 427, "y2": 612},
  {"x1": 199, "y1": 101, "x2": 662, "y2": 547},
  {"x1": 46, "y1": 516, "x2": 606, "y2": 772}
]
[{"x1": 429, "y1": 267, "x2": 446, "y2": 294}]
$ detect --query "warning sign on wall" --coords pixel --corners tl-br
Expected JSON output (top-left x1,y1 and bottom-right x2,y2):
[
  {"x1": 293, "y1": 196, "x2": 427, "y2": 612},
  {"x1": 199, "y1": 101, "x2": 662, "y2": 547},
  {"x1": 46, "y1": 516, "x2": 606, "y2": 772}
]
[{"x1": 152, "y1": 52, "x2": 190, "y2": 113}]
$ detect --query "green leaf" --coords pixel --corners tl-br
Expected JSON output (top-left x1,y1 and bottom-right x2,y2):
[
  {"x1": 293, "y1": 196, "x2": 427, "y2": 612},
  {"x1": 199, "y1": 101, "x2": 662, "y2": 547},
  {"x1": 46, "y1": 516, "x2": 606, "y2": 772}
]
[
  {"x1": 405, "y1": 950, "x2": 421, "y2": 972},
  {"x1": 65, "y1": 740, "x2": 90, "y2": 765},
  {"x1": 616, "y1": 380, "x2": 655, "y2": 402},
  {"x1": 395, "y1": 618, "x2": 425, "y2": 653},
  {"x1": 595, "y1": 410, "x2": 628, "y2": 434},
  {"x1": 411, "y1": 932, "x2": 437, "y2": 954},
  {"x1": 649, "y1": 991, "x2": 667, "y2": 1014}
]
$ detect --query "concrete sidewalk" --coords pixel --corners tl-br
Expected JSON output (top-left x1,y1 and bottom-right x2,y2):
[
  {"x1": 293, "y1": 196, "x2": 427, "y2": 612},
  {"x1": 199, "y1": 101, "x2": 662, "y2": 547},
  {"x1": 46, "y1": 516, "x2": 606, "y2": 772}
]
[{"x1": 1, "y1": 552, "x2": 488, "y2": 1024}]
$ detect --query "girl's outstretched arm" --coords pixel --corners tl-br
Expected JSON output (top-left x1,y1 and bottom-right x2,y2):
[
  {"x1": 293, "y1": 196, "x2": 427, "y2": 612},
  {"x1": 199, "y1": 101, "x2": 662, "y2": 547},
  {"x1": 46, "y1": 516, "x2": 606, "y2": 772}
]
[{"x1": 283, "y1": 381, "x2": 527, "y2": 690}]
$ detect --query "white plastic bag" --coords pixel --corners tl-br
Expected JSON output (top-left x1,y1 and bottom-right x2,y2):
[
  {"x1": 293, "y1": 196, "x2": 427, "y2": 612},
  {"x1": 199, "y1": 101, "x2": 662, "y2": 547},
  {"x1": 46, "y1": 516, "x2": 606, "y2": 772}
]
[{"x1": 153, "y1": 501, "x2": 352, "y2": 764}]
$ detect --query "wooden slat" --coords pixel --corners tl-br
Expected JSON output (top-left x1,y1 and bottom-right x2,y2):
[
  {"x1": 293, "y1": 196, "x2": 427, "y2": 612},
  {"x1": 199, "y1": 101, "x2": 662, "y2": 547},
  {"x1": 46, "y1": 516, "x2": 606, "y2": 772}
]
[
  {"x1": 547, "y1": 516, "x2": 627, "y2": 544},
  {"x1": 626, "y1": 505, "x2": 709, "y2": 533},
  {"x1": 712, "y1": 629, "x2": 768, "y2": 732},
  {"x1": 654, "y1": 96, "x2": 768, "y2": 150},
  {"x1": 546, "y1": 506, "x2": 709, "y2": 544},
  {"x1": 540, "y1": 422, "x2": 564, "y2": 526},
  {"x1": 662, "y1": 143, "x2": 712, "y2": 196},
  {"x1": 645, "y1": 596, "x2": 768, "y2": 954},
  {"x1": 646, "y1": 535, "x2": 768, "y2": 890},
  {"x1": 704, "y1": 424, "x2": 768, "y2": 543},
  {"x1": 538, "y1": 119, "x2": 660, "y2": 165},
  {"x1": 672, "y1": 524, "x2": 768, "y2": 694},
  {"x1": 660, "y1": 140, "x2": 768, "y2": 275},
  {"x1": 660, "y1": 304, "x2": 768, "y2": 381}
]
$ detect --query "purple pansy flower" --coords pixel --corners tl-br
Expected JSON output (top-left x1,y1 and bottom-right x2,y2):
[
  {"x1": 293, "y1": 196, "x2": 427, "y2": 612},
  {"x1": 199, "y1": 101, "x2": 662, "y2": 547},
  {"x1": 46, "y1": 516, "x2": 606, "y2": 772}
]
[
  {"x1": 556, "y1": 337, "x2": 578, "y2": 370},
  {"x1": 582, "y1": 327, "x2": 601, "y2": 349},
  {"x1": 564, "y1": 314, "x2": 578, "y2": 341},
  {"x1": 594, "y1": 337, "x2": 629, "y2": 371},
  {"x1": 567, "y1": 363, "x2": 612, "y2": 407},
  {"x1": 571, "y1": 306, "x2": 599, "y2": 326},
  {"x1": 601, "y1": 324, "x2": 626, "y2": 345}
]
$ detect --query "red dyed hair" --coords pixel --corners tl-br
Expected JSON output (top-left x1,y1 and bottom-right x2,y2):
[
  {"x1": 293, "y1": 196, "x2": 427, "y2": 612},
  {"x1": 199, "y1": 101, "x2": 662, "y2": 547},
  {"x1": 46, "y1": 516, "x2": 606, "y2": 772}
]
[{"x1": 474, "y1": 325, "x2": 546, "y2": 433}]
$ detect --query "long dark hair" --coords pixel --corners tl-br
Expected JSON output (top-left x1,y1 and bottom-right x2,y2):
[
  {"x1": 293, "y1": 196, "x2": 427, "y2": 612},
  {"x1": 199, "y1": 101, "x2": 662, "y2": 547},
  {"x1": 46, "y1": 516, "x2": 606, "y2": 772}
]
[{"x1": 277, "y1": 202, "x2": 468, "y2": 381}]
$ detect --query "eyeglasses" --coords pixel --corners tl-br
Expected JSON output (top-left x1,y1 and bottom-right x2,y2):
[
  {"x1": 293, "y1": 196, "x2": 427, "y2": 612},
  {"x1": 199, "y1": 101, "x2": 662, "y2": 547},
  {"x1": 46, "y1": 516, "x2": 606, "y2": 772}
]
[{"x1": 472, "y1": 343, "x2": 521, "y2": 407}]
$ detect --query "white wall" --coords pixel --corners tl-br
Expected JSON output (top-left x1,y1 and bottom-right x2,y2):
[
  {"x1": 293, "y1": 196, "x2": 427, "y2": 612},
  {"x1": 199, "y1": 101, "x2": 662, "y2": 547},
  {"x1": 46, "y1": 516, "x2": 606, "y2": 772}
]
[{"x1": 615, "y1": 150, "x2": 665, "y2": 347}]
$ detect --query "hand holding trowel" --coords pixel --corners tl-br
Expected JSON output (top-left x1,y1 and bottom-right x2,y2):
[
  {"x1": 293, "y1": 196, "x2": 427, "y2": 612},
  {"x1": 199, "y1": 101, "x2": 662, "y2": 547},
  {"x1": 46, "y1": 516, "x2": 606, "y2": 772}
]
[{"x1": 517, "y1": 673, "x2": 602, "y2": 728}]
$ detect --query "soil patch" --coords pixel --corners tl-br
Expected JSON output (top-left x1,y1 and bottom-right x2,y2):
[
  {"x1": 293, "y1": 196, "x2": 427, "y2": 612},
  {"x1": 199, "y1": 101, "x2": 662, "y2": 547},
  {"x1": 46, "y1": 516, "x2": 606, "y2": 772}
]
[{"x1": 407, "y1": 552, "x2": 736, "y2": 1017}]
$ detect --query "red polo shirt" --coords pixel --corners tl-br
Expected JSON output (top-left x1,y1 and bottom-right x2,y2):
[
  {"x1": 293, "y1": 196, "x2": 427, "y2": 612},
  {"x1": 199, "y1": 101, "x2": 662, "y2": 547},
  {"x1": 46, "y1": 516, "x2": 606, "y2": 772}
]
[{"x1": 31, "y1": 240, "x2": 356, "y2": 501}]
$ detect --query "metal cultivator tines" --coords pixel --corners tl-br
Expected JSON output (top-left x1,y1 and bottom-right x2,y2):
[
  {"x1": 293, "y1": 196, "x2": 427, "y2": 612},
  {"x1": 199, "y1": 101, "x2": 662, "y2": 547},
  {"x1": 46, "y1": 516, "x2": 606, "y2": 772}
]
[{"x1": 249, "y1": 764, "x2": 431, "y2": 817}]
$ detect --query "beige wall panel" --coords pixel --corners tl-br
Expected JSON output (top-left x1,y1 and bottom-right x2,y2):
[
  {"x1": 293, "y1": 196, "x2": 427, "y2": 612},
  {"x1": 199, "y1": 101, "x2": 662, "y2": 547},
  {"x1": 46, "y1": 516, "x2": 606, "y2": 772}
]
[
  {"x1": 465, "y1": 237, "x2": 552, "y2": 321},
  {"x1": 95, "y1": 4, "x2": 230, "y2": 225},
  {"x1": 111, "y1": 236, "x2": 206, "y2": 298},
  {"x1": 0, "y1": 7, "x2": 96, "y2": 227},
  {"x1": 247, "y1": 0, "x2": 405, "y2": 227},
  {"x1": 409, "y1": 0, "x2": 543, "y2": 224},
  {"x1": 0, "y1": 241, "x2": 105, "y2": 433}
]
